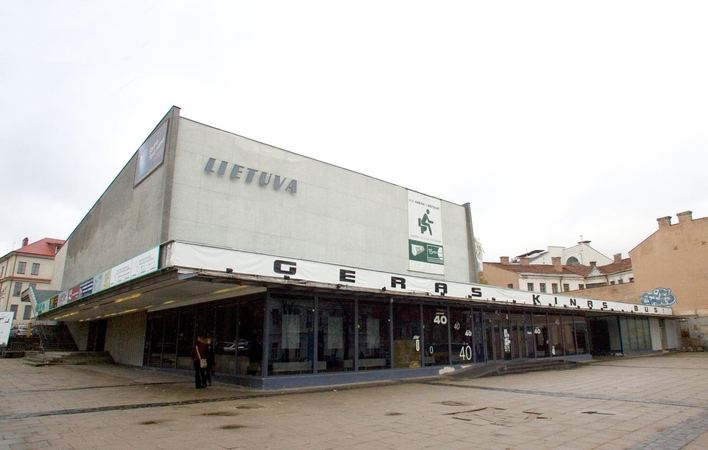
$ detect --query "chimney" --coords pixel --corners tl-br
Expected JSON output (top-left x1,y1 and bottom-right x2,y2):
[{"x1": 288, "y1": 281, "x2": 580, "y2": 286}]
[
  {"x1": 677, "y1": 210, "x2": 693, "y2": 224},
  {"x1": 552, "y1": 257, "x2": 562, "y2": 272},
  {"x1": 657, "y1": 216, "x2": 672, "y2": 229},
  {"x1": 613, "y1": 253, "x2": 622, "y2": 264},
  {"x1": 22, "y1": 237, "x2": 28, "y2": 247},
  {"x1": 590, "y1": 261, "x2": 597, "y2": 269},
  {"x1": 500, "y1": 256, "x2": 510, "y2": 265},
  {"x1": 520, "y1": 257, "x2": 530, "y2": 266}
]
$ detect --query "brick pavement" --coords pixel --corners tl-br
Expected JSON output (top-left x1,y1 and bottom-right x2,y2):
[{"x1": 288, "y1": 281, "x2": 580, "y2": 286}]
[{"x1": 1, "y1": 353, "x2": 708, "y2": 449}]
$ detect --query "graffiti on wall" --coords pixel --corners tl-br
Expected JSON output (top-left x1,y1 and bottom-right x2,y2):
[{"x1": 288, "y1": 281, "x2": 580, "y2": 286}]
[{"x1": 640, "y1": 287, "x2": 676, "y2": 307}]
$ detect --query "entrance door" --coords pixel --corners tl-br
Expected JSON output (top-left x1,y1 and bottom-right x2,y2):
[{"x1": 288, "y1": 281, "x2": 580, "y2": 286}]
[
  {"x1": 512, "y1": 320, "x2": 527, "y2": 359},
  {"x1": 501, "y1": 322, "x2": 512, "y2": 360},
  {"x1": 393, "y1": 303, "x2": 422, "y2": 369},
  {"x1": 525, "y1": 325, "x2": 536, "y2": 358},
  {"x1": 485, "y1": 319, "x2": 498, "y2": 361},
  {"x1": 86, "y1": 320, "x2": 107, "y2": 352},
  {"x1": 485, "y1": 319, "x2": 511, "y2": 361}
]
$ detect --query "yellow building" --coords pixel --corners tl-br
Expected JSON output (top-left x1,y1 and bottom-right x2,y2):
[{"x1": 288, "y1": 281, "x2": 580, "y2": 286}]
[
  {"x1": 0, "y1": 238, "x2": 64, "y2": 327},
  {"x1": 630, "y1": 211, "x2": 708, "y2": 343}
]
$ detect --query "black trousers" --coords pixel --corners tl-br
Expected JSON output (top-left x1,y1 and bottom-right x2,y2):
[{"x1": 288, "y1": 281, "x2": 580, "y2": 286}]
[{"x1": 193, "y1": 360, "x2": 206, "y2": 388}]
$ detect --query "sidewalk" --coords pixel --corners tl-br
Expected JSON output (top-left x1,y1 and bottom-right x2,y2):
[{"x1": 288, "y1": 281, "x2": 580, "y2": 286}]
[{"x1": 1, "y1": 353, "x2": 708, "y2": 449}]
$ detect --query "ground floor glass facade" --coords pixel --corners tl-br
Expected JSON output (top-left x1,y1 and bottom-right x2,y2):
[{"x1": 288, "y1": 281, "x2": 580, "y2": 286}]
[{"x1": 142, "y1": 289, "x2": 613, "y2": 383}]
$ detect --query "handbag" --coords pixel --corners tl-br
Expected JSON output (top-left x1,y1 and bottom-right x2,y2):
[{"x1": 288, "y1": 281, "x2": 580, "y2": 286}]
[{"x1": 196, "y1": 346, "x2": 208, "y2": 369}]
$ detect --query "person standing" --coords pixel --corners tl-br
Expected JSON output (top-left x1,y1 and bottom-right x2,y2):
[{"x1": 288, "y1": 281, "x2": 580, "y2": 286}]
[
  {"x1": 205, "y1": 337, "x2": 215, "y2": 386},
  {"x1": 191, "y1": 337, "x2": 208, "y2": 389}
]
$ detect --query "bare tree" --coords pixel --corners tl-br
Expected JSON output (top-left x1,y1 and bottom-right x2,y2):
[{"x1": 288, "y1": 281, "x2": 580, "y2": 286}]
[{"x1": 474, "y1": 237, "x2": 484, "y2": 268}]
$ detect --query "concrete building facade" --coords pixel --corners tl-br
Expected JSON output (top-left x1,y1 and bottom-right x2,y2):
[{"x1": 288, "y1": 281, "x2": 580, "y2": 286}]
[{"x1": 36, "y1": 107, "x2": 676, "y2": 388}]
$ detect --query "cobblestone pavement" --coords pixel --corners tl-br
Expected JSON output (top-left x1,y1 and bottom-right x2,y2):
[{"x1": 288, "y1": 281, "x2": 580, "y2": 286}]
[{"x1": 1, "y1": 353, "x2": 708, "y2": 449}]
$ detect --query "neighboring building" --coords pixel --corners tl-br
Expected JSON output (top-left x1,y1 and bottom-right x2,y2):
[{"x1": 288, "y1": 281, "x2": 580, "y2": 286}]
[
  {"x1": 0, "y1": 237, "x2": 65, "y2": 327},
  {"x1": 515, "y1": 242, "x2": 613, "y2": 266},
  {"x1": 483, "y1": 254, "x2": 633, "y2": 293},
  {"x1": 35, "y1": 107, "x2": 676, "y2": 389},
  {"x1": 629, "y1": 211, "x2": 708, "y2": 343}
]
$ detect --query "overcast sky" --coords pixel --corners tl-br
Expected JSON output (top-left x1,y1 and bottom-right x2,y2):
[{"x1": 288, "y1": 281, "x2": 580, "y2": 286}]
[{"x1": 1, "y1": 1, "x2": 707, "y2": 265}]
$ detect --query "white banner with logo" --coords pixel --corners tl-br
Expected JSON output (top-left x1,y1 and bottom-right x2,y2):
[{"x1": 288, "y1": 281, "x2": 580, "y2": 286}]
[
  {"x1": 166, "y1": 241, "x2": 673, "y2": 316},
  {"x1": 407, "y1": 191, "x2": 444, "y2": 275}
]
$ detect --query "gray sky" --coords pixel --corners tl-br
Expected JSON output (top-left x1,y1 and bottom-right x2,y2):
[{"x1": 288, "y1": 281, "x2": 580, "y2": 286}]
[{"x1": 1, "y1": 1, "x2": 707, "y2": 264}]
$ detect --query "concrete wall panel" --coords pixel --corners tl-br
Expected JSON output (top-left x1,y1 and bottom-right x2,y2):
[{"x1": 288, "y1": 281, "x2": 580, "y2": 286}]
[
  {"x1": 59, "y1": 108, "x2": 180, "y2": 288},
  {"x1": 105, "y1": 312, "x2": 147, "y2": 366},
  {"x1": 169, "y1": 119, "x2": 474, "y2": 282}
]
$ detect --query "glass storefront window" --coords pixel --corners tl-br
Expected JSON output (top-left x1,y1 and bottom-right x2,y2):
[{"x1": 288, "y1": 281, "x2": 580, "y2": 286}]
[
  {"x1": 643, "y1": 318, "x2": 652, "y2": 350},
  {"x1": 145, "y1": 315, "x2": 163, "y2": 367},
  {"x1": 548, "y1": 315, "x2": 563, "y2": 356},
  {"x1": 509, "y1": 313, "x2": 527, "y2": 359},
  {"x1": 629, "y1": 317, "x2": 639, "y2": 350},
  {"x1": 237, "y1": 298, "x2": 264, "y2": 376},
  {"x1": 423, "y1": 304, "x2": 450, "y2": 366},
  {"x1": 213, "y1": 303, "x2": 238, "y2": 375},
  {"x1": 524, "y1": 313, "x2": 535, "y2": 359},
  {"x1": 318, "y1": 297, "x2": 355, "y2": 372},
  {"x1": 574, "y1": 320, "x2": 588, "y2": 354},
  {"x1": 176, "y1": 311, "x2": 193, "y2": 370},
  {"x1": 357, "y1": 300, "x2": 391, "y2": 370},
  {"x1": 533, "y1": 313, "x2": 549, "y2": 357},
  {"x1": 562, "y1": 315, "x2": 577, "y2": 355},
  {"x1": 268, "y1": 295, "x2": 315, "y2": 375},
  {"x1": 473, "y1": 310, "x2": 485, "y2": 362},
  {"x1": 483, "y1": 310, "x2": 499, "y2": 361},
  {"x1": 500, "y1": 311, "x2": 512, "y2": 360},
  {"x1": 450, "y1": 307, "x2": 473, "y2": 364},
  {"x1": 393, "y1": 302, "x2": 421, "y2": 368}
]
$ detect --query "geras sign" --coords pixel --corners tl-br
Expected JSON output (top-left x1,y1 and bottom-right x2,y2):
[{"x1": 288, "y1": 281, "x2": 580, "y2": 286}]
[{"x1": 204, "y1": 158, "x2": 298, "y2": 193}]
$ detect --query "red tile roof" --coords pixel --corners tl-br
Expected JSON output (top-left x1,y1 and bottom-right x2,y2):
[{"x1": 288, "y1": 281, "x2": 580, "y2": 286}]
[
  {"x1": 14, "y1": 238, "x2": 65, "y2": 257},
  {"x1": 484, "y1": 258, "x2": 632, "y2": 276},
  {"x1": 596, "y1": 258, "x2": 632, "y2": 274}
]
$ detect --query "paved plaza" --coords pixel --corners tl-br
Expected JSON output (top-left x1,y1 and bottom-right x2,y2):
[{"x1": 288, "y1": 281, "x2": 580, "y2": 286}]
[{"x1": 1, "y1": 353, "x2": 708, "y2": 449}]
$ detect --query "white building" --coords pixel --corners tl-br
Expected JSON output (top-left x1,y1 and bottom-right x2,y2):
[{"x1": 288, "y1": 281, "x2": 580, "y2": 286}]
[
  {"x1": 516, "y1": 242, "x2": 613, "y2": 266},
  {"x1": 0, "y1": 237, "x2": 64, "y2": 327}
]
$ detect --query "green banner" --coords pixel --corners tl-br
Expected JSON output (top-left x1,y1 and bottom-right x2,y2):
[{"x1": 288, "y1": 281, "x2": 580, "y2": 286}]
[{"x1": 409, "y1": 239, "x2": 444, "y2": 265}]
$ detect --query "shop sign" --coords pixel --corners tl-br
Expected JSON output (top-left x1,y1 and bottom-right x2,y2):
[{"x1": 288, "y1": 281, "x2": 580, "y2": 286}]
[{"x1": 204, "y1": 158, "x2": 297, "y2": 193}]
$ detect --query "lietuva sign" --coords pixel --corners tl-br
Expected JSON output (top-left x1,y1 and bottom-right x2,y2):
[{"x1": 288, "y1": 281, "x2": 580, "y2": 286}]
[{"x1": 204, "y1": 157, "x2": 298, "y2": 193}]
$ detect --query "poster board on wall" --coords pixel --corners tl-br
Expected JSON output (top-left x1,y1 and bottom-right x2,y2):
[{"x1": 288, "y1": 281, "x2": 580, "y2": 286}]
[
  {"x1": 134, "y1": 120, "x2": 168, "y2": 187},
  {"x1": 0, "y1": 311, "x2": 14, "y2": 346},
  {"x1": 408, "y1": 191, "x2": 444, "y2": 275}
]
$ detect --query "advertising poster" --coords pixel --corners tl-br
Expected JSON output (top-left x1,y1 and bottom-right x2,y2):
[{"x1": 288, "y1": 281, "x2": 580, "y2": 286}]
[
  {"x1": 408, "y1": 191, "x2": 444, "y2": 275},
  {"x1": 41, "y1": 247, "x2": 160, "y2": 316},
  {"x1": 134, "y1": 120, "x2": 168, "y2": 186},
  {"x1": 0, "y1": 311, "x2": 14, "y2": 346},
  {"x1": 68, "y1": 286, "x2": 81, "y2": 303},
  {"x1": 57, "y1": 291, "x2": 68, "y2": 307}
]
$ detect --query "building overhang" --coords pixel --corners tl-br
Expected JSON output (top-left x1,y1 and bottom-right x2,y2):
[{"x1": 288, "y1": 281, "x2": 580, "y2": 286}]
[
  {"x1": 36, "y1": 241, "x2": 675, "y2": 321},
  {"x1": 38, "y1": 268, "x2": 270, "y2": 322}
]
